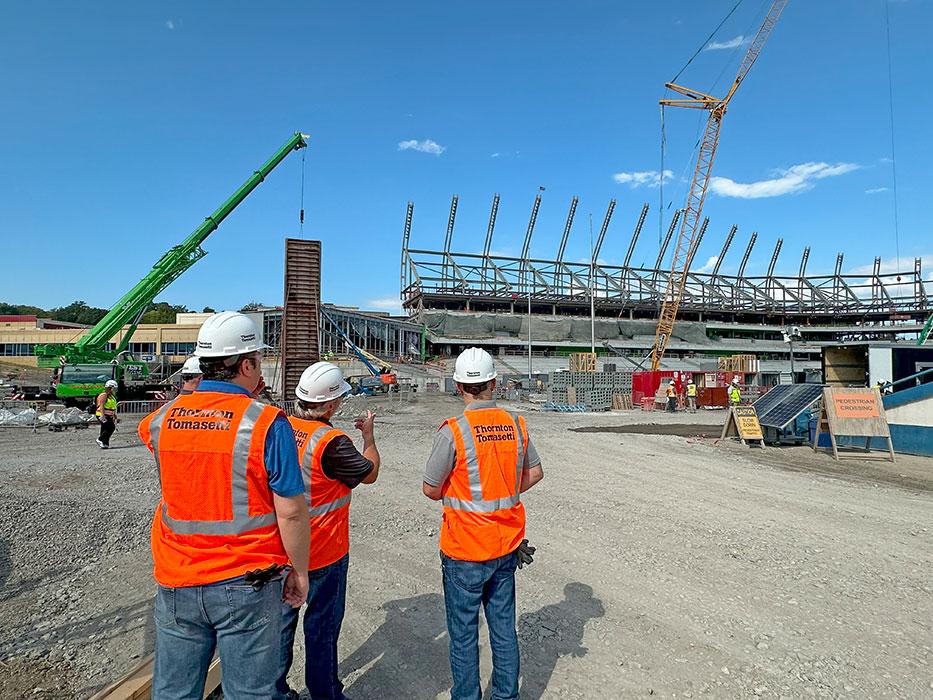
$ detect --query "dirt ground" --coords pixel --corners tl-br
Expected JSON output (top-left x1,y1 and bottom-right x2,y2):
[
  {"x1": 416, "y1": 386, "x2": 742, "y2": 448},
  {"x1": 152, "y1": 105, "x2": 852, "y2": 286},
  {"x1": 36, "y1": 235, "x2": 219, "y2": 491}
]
[{"x1": 1, "y1": 395, "x2": 931, "y2": 699}]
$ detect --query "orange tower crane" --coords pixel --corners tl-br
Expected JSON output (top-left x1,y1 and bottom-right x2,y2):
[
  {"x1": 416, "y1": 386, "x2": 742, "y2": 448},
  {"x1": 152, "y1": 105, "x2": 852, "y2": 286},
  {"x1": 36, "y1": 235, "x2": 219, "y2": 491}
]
[{"x1": 650, "y1": 0, "x2": 789, "y2": 370}]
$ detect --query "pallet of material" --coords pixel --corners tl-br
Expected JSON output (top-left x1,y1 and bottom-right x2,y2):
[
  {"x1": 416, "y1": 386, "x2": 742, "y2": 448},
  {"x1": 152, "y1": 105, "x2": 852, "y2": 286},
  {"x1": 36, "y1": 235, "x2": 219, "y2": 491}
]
[
  {"x1": 612, "y1": 394, "x2": 633, "y2": 410},
  {"x1": 717, "y1": 354, "x2": 759, "y2": 373},
  {"x1": 568, "y1": 352, "x2": 597, "y2": 372}
]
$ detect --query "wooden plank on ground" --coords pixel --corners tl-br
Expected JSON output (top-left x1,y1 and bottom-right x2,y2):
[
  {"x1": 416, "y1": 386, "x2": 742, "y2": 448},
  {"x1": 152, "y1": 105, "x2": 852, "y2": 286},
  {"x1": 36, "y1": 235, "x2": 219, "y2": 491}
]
[{"x1": 90, "y1": 656, "x2": 221, "y2": 700}]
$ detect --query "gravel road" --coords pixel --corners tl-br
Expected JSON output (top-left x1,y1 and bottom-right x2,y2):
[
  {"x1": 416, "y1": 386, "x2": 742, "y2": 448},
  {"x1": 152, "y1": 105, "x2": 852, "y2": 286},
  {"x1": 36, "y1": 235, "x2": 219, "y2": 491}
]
[{"x1": 1, "y1": 396, "x2": 931, "y2": 699}]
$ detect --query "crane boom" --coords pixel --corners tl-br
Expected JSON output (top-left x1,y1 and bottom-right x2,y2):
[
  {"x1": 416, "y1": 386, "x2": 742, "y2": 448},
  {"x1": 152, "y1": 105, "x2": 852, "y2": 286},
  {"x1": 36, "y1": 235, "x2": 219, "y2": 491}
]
[
  {"x1": 650, "y1": 1, "x2": 788, "y2": 370},
  {"x1": 37, "y1": 132, "x2": 309, "y2": 366}
]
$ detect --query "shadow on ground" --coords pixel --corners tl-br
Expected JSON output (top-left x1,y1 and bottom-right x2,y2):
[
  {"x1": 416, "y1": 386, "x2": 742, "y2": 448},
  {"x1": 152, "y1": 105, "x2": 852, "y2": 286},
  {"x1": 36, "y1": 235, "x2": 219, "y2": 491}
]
[
  {"x1": 341, "y1": 593, "x2": 451, "y2": 699},
  {"x1": 341, "y1": 583, "x2": 604, "y2": 700}
]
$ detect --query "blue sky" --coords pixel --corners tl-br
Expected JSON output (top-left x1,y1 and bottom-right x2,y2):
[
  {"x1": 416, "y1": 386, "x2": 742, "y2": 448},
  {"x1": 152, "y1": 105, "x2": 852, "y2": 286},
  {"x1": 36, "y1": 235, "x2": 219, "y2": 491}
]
[{"x1": 1, "y1": 0, "x2": 930, "y2": 314}]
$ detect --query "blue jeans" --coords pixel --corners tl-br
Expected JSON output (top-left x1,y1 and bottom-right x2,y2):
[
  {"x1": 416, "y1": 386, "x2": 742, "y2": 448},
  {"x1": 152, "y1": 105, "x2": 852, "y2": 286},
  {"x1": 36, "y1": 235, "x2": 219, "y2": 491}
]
[
  {"x1": 153, "y1": 573, "x2": 283, "y2": 700},
  {"x1": 276, "y1": 554, "x2": 349, "y2": 700},
  {"x1": 442, "y1": 552, "x2": 520, "y2": 700}
]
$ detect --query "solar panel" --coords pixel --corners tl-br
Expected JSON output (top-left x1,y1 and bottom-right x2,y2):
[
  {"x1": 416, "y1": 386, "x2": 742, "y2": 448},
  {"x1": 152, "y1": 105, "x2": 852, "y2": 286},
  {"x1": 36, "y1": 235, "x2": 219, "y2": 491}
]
[
  {"x1": 751, "y1": 383, "x2": 796, "y2": 418},
  {"x1": 754, "y1": 383, "x2": 824, "y2": 429}
]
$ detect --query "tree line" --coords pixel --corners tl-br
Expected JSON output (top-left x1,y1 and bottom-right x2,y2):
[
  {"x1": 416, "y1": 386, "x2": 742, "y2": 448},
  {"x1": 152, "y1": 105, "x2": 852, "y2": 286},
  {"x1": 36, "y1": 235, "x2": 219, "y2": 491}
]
[{"x1": 0, "y1": 301, "x2": 245, "y2": 326}]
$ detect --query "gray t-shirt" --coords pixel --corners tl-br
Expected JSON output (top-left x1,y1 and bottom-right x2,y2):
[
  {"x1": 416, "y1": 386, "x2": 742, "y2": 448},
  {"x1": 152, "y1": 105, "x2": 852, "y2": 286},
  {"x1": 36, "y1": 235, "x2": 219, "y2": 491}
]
[{"x1": 423, "y1": 400, "x2": 542, "y2": 487}]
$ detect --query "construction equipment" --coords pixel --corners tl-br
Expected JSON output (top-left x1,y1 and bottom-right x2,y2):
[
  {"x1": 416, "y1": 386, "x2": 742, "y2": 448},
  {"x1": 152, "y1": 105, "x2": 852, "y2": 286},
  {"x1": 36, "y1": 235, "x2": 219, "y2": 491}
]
[
  {"x1": 321, "y1": 310, "x2": 397, "y2": 393},
  {"x1": 36, "y1": 132, "x2": 309, "y2": 404},
  {"x1": 650, "y1": 0, "x2": 788, "y2": 370}
]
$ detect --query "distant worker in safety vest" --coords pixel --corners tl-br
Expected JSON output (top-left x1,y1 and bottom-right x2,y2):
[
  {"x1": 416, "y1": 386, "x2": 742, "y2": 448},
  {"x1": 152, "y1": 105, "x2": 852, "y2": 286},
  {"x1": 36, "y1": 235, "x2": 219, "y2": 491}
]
[
  {"x1": 178, "y1": 356, "x2": 203, "y2": 395},
  {"x1": 666, "y1": 379, "x2": 677, "y2": 413},
  {"x1": 276, "y1": 362, "x2": 381, "y2": 700},
  {"x1": 423, "y1": 347, "x2": 543, "y2": 700},
  {"x1": 686, "y1": 377, "x2": 697, "y2": 413},
  {"x1": 138, "y1": 311, "x2": 310, "y2": 699},
  {"x1": 729, "y1": 378, "x2": 742, "y2": 406},
  {"x1": 95, "y1": 379, "x2": 118, "y2": 449}
]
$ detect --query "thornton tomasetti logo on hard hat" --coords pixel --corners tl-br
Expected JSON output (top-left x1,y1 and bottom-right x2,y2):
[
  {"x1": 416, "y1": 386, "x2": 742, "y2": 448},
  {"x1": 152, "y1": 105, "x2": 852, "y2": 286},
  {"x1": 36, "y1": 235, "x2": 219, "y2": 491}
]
[
  {"x1": 240, "y1": 333, "x2": 256, "y2": 342},
  {"x1": 467, "y1": 370, "x2": 481, "y2": 377}
]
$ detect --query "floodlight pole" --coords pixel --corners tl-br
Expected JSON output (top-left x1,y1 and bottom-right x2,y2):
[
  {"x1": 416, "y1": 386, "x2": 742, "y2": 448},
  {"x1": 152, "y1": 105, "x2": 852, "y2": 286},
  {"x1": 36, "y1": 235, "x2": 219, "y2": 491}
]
[
  {"x1": 527, "y1": 289, "x2": 532, "y2": 385},
  {"x1": 589, "y1": 214, "x2": 595, "y2": 355}
]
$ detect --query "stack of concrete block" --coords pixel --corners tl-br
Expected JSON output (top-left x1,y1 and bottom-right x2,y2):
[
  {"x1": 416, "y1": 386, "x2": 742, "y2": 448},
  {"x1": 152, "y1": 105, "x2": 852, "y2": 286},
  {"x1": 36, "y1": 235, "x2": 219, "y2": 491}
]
[{"x1": 547, "y1": 370, "x2": 633, "y2": 411}]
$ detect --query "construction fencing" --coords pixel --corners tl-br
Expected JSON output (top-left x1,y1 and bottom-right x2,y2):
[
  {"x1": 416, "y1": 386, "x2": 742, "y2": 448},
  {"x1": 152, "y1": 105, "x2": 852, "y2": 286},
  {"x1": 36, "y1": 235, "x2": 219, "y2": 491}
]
[{"x1": 117, "y1": 400, "x2": 170, "y2": 416}]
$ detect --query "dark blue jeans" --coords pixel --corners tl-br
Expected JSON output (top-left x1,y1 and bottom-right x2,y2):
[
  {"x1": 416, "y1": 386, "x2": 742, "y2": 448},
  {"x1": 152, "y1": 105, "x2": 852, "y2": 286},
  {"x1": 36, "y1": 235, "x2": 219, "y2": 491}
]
[
  {"x1": 276, "y1": 554, "x2": 349, "y2": 700},
  {"x1": 442, "y1": 551, "x2": 520, "y2": 700},
  {"x1": 153, "y1": 573, "x2": 283, "y2": 700}
]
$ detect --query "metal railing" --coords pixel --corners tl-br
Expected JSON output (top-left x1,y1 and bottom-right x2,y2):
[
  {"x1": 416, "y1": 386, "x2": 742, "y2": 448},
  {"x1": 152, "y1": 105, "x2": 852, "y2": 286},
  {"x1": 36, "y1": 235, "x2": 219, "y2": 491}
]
[{"x1": 116, "y1": 399, "x2": 170, "y2": 416}]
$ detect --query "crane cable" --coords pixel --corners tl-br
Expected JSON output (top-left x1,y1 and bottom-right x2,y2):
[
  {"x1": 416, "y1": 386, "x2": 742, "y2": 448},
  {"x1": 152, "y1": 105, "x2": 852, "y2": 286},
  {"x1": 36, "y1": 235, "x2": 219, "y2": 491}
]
[
  {"x1": 660, "y1": 0, "x2": 747, "y2": 254},
  {"x1": 298, "y1": 147, "x2": 307, "y2": 237},
  {"x1": 883, "y1": 0, "x2": 901, "y2": 272},
  {"x1": 669, "y1": 0, "x2": 746, "y2": 85}
]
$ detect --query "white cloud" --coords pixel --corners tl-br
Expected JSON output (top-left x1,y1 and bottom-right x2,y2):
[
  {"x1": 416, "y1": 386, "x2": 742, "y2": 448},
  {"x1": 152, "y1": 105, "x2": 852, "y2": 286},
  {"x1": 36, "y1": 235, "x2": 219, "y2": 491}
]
[
  {"x1": 612, "y1": 169, "x2": 673, "y2": 188},
  {"x1": 398, "y1": 139, "x2": 445, "y2": 155},
  {"x1": 706, "y1": 35, "x2": 748, "y2": 51},
  {"x1": 696, "y1": 255, "x2": 719, "y2": 274},
  {"x1": 865, "y1": 187, "x2": 890, "y2": 194},
  {"x1": 490, "y1": 152, "x2": 501, "y2": 158},
  {"x1": 367, "y1": 297, "x2": 402, "y2": 311},
  {"x1": 165, "y1": 20, "x2": 175, "y2": 30},
  {"x1": 709, "y1": 162, "x2": 860, "y2": 199},
  {"x1": 848, "y1": 255, "x2": 933, "y2": 277}
]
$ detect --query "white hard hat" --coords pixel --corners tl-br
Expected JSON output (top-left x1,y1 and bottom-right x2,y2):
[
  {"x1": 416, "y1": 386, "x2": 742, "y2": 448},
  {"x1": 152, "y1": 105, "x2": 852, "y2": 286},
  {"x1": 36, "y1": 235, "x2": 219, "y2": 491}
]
[
  {"x1": 105, "y1": 379, "x2": 118, "y2": 389},
  {"x1": 181, "y1": 357, "x2": 202, "y2": 375},
  {"x1": 453, "y1": 347, "x2": 497, "y2": 384},
  {"x1": 194, "y1": 311, "x2": 268, "y2": 358},
  {"x1": 669, "y1": 379, "x2": 675, "y2": 384},
  {"x1": 731, "y1": 377, "x2": 740, "y2": 384},
  {"x1": 295, "y1": 362, "x2": 351, "y2": 403}
]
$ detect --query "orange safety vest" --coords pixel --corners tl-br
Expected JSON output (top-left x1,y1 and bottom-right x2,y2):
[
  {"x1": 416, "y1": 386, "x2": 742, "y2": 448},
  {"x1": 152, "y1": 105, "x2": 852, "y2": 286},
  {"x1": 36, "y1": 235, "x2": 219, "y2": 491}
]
[
  {"x1": 138, "y1": 391, "x2": 288, "y2": 587},
  {"x1": 439, "y1": 407, "x2": 528, "y2": 562},
  {"x1": 666, "y1": 386, "x2": 676, "y2": 398},
  {"x1": 289, "y1": 416, "x2": 353, "y2": 571}
]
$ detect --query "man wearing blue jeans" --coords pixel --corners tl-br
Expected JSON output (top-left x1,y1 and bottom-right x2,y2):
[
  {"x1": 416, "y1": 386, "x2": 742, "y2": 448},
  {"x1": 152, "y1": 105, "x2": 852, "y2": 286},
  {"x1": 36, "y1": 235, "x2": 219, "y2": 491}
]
[
  {"x1": 276, "y1": 362, "x2": 381, "y2": 700},
  {"x1": 140, "y1": 312, "x2": 310, "y2": 699},
  {"x1": 423, "y1": 348, "x2": 544, "y2": 700}
]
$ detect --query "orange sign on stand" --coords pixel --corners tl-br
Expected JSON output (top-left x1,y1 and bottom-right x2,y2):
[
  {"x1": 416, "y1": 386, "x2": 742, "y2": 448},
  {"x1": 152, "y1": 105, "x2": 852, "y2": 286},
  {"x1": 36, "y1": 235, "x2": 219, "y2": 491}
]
[
  {"x1": 832, "y1": 394, "x2": 880, "y2": 419},
  {"x1": 813, "y1": 387, "x2": 894, "y2": 462}
]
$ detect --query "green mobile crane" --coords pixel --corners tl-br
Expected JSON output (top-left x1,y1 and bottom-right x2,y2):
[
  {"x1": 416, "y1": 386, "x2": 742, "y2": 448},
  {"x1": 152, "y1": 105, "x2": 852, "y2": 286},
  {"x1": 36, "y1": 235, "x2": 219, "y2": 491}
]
[{"x1": 36, "y1": 132, "x2": 309, "y2": 404}]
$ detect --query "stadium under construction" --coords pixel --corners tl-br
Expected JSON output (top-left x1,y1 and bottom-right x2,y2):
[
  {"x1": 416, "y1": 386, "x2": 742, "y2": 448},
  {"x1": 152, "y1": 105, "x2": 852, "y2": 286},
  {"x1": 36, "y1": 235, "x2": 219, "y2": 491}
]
[{"x1": 401, "y1": 196, "x2": 932, "y2": 379}]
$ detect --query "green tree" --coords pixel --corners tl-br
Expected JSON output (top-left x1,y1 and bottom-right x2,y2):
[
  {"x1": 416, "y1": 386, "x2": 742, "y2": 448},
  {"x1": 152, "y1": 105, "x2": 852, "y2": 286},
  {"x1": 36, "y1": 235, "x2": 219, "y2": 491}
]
[
  {"x1": 239, "y1": 301, "x2": 266, "y2": 312},
  {"x1": 0, "y1": 302, "x2": 46, "y2": 316},
  {"x1": 140, "y1": 302, "x2": 190, "y2": 324},
  {"x1": 202, "y1": 306, "x2": 216, "y2": 313},
  {"x1": 49, "y1": 300, "x2": 109, "y2": 325}
]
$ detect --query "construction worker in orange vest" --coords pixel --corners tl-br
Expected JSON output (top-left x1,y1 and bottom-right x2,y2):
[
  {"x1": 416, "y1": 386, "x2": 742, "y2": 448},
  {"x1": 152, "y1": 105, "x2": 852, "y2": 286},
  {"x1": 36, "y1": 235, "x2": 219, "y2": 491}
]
[
  {"x1": 666, "y1": 379, "x2": 677, "y2": 412},
  {"x1": 276, "y1": 362, "x2": 381, "y2": 700},
  {"x1": 423, "y1": 347, "x2": 544, "y2": 700},
  {"x1": 138, "y1": 312, "x2": 310, "y2": 699}
]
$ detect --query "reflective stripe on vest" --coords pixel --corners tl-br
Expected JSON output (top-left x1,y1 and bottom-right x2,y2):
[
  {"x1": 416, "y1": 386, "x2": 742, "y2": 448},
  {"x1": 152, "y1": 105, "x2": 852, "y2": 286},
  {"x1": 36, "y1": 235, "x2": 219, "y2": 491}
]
[
  {"x1": 149, "y1": 399, "x2": 277, "y2": 536},
  {"x1": 441, "y1": 410, "x2": 525, "y2": 513},
  {"x1": 293, "y1": 417, "x2": 353, "y2": 569},
  {"x1": 299, "y1": 425, "x2": 353, "y2": 515}
]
